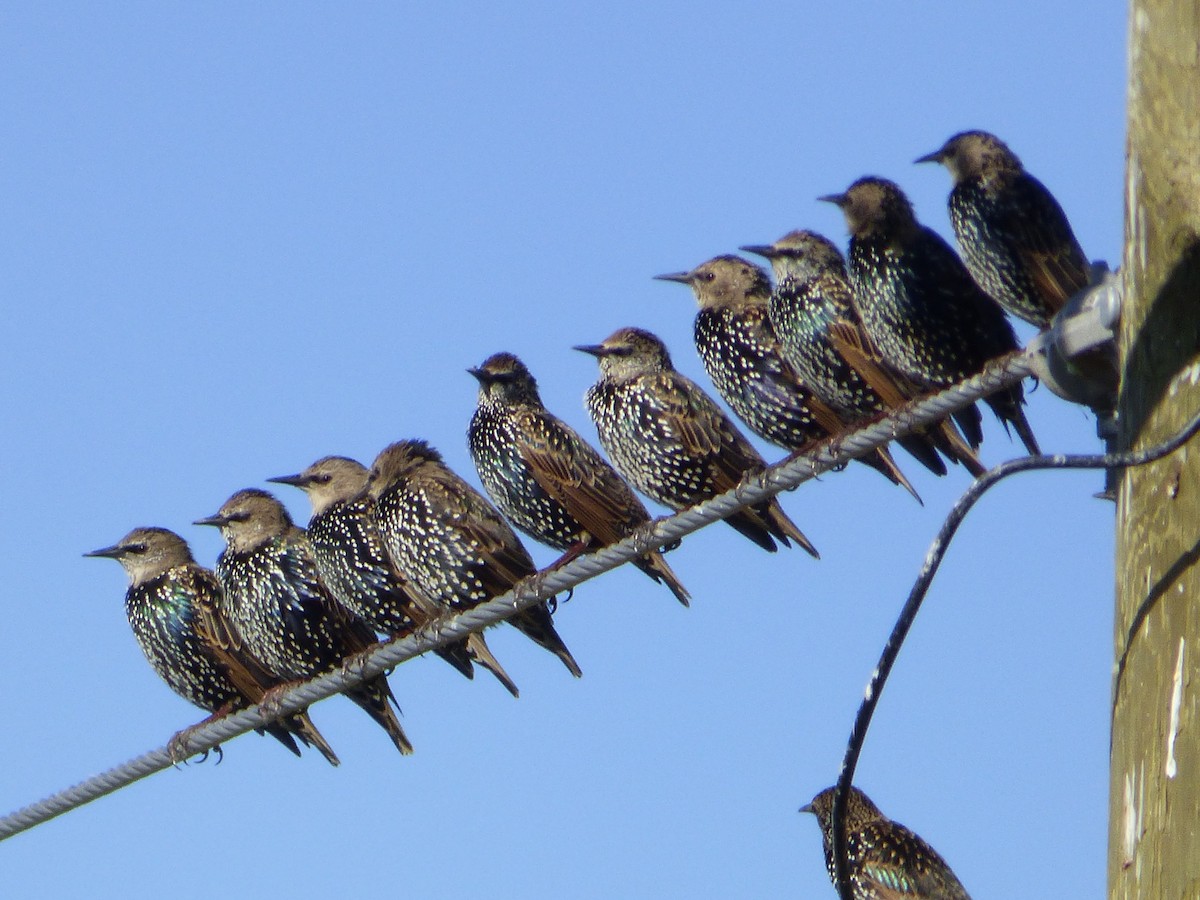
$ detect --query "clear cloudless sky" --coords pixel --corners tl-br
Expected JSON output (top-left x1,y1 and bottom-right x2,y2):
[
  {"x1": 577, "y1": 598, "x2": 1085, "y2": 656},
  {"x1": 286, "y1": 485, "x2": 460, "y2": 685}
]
[{"x1": 1, "y1": 4, "x2": 1127, "y2": 898}]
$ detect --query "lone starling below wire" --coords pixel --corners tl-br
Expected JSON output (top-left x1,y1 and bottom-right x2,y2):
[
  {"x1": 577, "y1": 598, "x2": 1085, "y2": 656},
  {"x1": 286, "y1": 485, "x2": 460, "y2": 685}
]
[
  {"x1": 655, "y1": 254, "x2": 923, "y2": 501},
  {"x1": 468, "y1": 351, "x2": 691, "y2": 606},
  {"x1": 577, "y1": 326, "x2": 819, "y2": 556},
  {"x1": 741, "y1": 232, "x2": 984, "y2": 478},
  {"x1": 821, "y1": 177, "x2": 1039, "y2": 455},
  {"x1": 268, "y1": 456, "x2": 520, "y2": 697},
  {"x1": 801, "y1": 786, "x2": 972, "y2": 899},
  {"x1": 916, "y1": 130, "x2": 1089, "y2": 329},
  {"x1": 366, "y1": 440, "x2": 583, "y2": 678},
  {"x1": 196, "y1": 488, "x2": 414, "y2": 755},
  {"x1": 86, "y1": 527, "x2": 339, "y2": 765}
]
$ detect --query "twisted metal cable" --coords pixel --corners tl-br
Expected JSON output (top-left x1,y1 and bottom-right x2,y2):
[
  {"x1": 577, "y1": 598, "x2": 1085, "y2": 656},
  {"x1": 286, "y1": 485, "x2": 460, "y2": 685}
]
[
  {"x1": 828, "y1": 406, "x2": 1200, "y2": 900},
  {"x1": 0, "y1": 352, "x2": 1034, "y2": 843}
]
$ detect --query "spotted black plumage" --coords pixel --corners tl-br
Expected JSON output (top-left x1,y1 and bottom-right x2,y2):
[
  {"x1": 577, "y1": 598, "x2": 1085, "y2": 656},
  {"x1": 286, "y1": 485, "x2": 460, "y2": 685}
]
[
  {"x1": 918, "y1": 130, "x2": 1089, "y2": 328},
  {"x1": 802, "y1": 786, "x2": 972, "y2": 899},
  {"x1": 86, "y1": 527, "x2": 339, "y2": 764},
  {"x1": 366, "y1": 440, "x2": 582, "y2": 678},
  {"x1": 576, "y1": 326, "x2": 819, "y2": 556},
  {"x1": 269, "y1": 457, "x2": 519, "y2": 697},
  {"x1": 742, "y1": 232, "x2": 984, "y2": 478},
  {"x1": 822, "y1": 177, "x2": 1039, "y2": 455},
  {"x1": 656, "y1": 254, "x2": 923, "y2": 500},
  {"x1": 196, "y1": 489, "x2": 414, "y2": 755},
  {"x1": 468, "y1": 352, "x2": 690, "y2": 606}
]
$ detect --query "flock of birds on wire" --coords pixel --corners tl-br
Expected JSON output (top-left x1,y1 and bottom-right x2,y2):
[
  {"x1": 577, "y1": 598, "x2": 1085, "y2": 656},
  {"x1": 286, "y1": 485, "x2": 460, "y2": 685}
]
[{"x1": 88, "y1": 130, "x2": 1092, "y2": 899}]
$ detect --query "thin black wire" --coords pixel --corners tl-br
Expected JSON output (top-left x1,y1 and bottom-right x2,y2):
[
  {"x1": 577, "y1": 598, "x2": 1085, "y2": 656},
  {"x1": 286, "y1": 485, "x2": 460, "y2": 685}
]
[
  {"x1": 0, "y1": 353, "x2": 1032, "y2": 844},
  {"x1": 829, "y1": 407, "x2": 1200, "y2": 900}
]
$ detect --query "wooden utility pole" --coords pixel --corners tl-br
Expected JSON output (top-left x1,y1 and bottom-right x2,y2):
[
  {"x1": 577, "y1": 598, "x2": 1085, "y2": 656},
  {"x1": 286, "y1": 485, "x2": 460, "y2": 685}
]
[{"x1": 1110, "y1": 1, "x2": 1200, "y2": 896}]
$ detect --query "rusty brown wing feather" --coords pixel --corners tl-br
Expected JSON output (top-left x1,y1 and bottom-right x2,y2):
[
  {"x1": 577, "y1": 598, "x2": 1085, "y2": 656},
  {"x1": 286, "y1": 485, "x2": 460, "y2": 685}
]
[
  {"x1": 432, "y1": 468, "x2": 538, "y2": 596},
  {"x1": 655, "y1": 372, "x2": 806, "y2": 551},
  {"x1": 519, "y1": 407, "x2": 692, "y2": 605},
  {"x1": 188, "y1": 568, "x2": 281, "y2": 701},
  {"x1": 655, "y1": 371, "x2": 766, "y2": 493},
  {"x1": 828, "y1": 319, "x2": 911, "y2": 410},
  {"x1": 830, "y1": 314, "x2": 985, "y2": 476},
  {"x1": 744, "y1": 304, "x2": 846, "y2": 438},
  {"x1": 998, "y1": 174, "x2": 1090, "y2": 314},
  {"x1": 517, "y1": 409, "x2": 649, "y2": 546},
  {"x1": 1024, "y1": 244, "x2": 1090, "y2": 314}
]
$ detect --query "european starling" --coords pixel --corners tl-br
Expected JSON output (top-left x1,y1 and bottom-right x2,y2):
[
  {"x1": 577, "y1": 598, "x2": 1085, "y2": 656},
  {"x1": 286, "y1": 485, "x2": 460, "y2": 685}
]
[
  {"x1": 821, "y1": 177, "x2": 1039, "y2": 455},
  {"x1": 801, "y1": 786, "x2": 972, "y2": 899},
  {"x1": 741, "y1": 232, "x2": 985, "y2": 478},
  {"x1": 468, "y1": 352, "x2": 691, "y2": 606},
  {"x1": 365, "y1": 440, "x2": 582, "y2": 678},
  {"x1": 195, "y1": 489, "x2": 414, "y2": 755},
  {"x1": 576, "y1": 326, "x2": 819, "y2": 556},
  {"x1": 655, "y1": 254, "x2": 923, "y2": 501},
  {"x1": 86, "y1": 527, "x2": 339, "y2": 765},
  {"x1": 268, "y1": 457, "x2": 520, "y2": 697},
  {"x1": 916, "y1": 130, "x2": 1089, "y2": 329}
]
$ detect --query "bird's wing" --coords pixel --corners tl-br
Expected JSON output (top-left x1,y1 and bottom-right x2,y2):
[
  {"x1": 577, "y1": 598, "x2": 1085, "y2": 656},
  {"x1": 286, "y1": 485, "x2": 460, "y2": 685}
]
[
  {"x1": 826, "y1": 314, "x2": 914, "y2": 410},
  {"x1": 739, "y1": 306, "x2": 844, "y2": 436},
  {"x1": 858, "y1": 822, "x2": 973, "y2": 900},
  {"x1": 517, "y1": 409, "x2": 648, "y2": 546},
  {"x1": 431, "y1": 470, "x2": 537, "y2": 594},
  {"x1": 999, "y1": 176, "x2": 1090, "y2": 311},
  {"x1": 188, "y1": 568, "x2": 279, "y2": 698},
  {"x1": 651, "y1": 372, "x2": 765, "y2": 493}
]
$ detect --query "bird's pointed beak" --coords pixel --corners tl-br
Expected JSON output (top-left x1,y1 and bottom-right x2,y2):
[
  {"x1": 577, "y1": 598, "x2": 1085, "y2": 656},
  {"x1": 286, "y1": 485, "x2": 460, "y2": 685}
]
[
  {"x1": 467, "y1": 366, "x2": 490, "y2": 384},
  {"x1": 653, "y1": 270, "x2": 693, "y2": 285},
  {"x1": 193, "y1": 513, "x2": 229, "y2": 528},
  {"x1": 266, "y1": 473, "x2": 309, "y2": 488},
  {"x1": 798, "y1": 802, "x2": 815, "y2": 815},
  {"x1": 914, "y1": 148, "x2": 944, "y2": 165},
  {"x1": 573, "y1": 343, "x2": 608, "y2": 358},
  {"x1": 84, "y1": 543, "x2": 125, "y2": 559},
  {"x1": 817, "y1": 192, "x2": 848, "y2": 207},
  {"x1": 739, "y1": 243, "x2": 776, "y2": 260}
]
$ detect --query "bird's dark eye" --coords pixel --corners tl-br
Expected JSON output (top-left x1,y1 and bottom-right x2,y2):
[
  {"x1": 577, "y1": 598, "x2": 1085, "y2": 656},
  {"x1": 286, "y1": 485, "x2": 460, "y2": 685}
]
[
  {"x1": 228, "y1": 511, "x2": 251, "y2": 523},
  {"x1": 127, "y1": 543, "x2": 147, "y2": 555},
  {"x1": 316, "y1": 474, "x2": 333, "y2": 484},
  {"x1": 702, "y1": 271, "x2": 716, "y2": 282}
]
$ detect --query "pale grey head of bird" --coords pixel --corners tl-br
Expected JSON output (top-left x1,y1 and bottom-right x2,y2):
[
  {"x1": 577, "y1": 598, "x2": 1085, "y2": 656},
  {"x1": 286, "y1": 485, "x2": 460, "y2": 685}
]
[
  {"x1": 85, "y1": 526, "x2": 196, "y2": 587},
  {"x1": 194, "y1": 488, "x2": 293, "y2": 554},
  {"x1": 574, "y1": 326, "x2": 674, "y2": 380},
  {"x1": 741, "y1": 230, "x2": 847, "y2": 285},
  {"x1": 268, "y1": 456, "x2": 370, "y2": 516},
  {"x1": 365, "y1": 439, "x2": 444, "y2": 501},
  {"x1": 655, "y1": 255, "x2": 772, "y2": 310},
  {"x1": 820, "y1": 176, "x2": 917, "y2": 240},
  {"x1": 915, "y1": 130, "x2": 1021, "y2": 183}
]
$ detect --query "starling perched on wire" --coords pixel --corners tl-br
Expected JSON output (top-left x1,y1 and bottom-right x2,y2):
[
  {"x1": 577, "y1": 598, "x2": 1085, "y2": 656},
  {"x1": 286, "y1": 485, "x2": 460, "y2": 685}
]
[
  {"x1": 801, "y1": 786, "x2": 972, "y2": 899},
  {"x1": 655, "y1": 254, "x2": 922, "y2": 501},
  {"x1": 468, "y1": 352, "x2": 691, "y2": 606},
  {"x1": 195, "y1": 489, "x2": 414, "y2": 755},
  {"x1": 576, "y1": 326, "x2": 819, "y2": 556},
  {"x1": 821, "y1": 177, "x2": 1040, "y2": 455},
  {"x1": 268, "y1": 457, "x2": 520, "y2": 697},
  {"x1": 916, "y1": 130, "x2": 1089, "y2": 329},
  {"x1": 741, "y1": 232, "x2": 985, "y2": 478},
  {"x1": 365, "y1": 440, "x2": 583, "y2": 678},
  {"x1": 86, "y1": 527, "x2": 339, "y2": 765}
]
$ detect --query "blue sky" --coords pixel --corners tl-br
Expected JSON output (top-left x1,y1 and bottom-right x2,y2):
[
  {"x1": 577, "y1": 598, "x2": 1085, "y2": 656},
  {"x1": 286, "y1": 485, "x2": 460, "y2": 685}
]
[{"x1": 1, "y1": 5, "x2": 1126, "y2": 897}]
